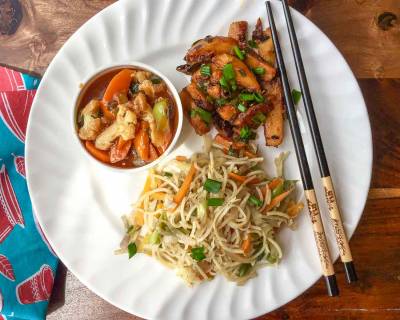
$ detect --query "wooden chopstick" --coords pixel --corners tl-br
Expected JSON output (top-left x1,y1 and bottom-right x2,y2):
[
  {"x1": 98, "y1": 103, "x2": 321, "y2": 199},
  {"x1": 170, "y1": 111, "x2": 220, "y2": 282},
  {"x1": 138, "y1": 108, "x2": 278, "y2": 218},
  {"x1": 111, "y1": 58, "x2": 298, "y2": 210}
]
[
  {"x1": 265, "y1": 1, "x2": 339, "y2": 297},
  {"x1": 280, "y1": 0, "x2": 357, "y2": 283}
]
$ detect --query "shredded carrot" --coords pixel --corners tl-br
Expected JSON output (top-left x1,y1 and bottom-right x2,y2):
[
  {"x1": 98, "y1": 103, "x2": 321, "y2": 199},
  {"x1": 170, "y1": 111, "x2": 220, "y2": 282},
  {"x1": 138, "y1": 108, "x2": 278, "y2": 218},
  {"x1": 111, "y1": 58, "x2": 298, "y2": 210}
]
[
  {"x1": 264, "y1": 188, "x2": 293, "y2": 212},
  {"x1": 241, "y1": 237, "x2": 252, "y2": 256},
  {"x1": 85, "y1": 141, "x2": 110, "y2": 163},
  {"x1": 151, "y1": 192, "x2": 166, "y2": 201},
  {"x1": 175, "y1": 155, "x2": 188, "y2": 161},
  {"x1": 228, "y1": 172, "x2": 260, "y2": 184},
  {"x1": 173, "y1": 163, "x2": 196, "y2": 204},
  {"x1": 268, "y1": 178, "x2": 284, "y2": 190}
]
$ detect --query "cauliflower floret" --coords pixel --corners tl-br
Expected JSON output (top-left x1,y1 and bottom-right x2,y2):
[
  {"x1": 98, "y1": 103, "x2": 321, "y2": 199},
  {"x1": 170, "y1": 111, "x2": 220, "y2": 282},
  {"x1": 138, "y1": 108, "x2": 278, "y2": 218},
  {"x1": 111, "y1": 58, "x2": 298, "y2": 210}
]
[
  {"x1": 134, "y1": 71, "x2": 152, "y2": 83},
  {"x1": 95, "y1": 104, "x2": 137, "y2": 150},
  {"x1": 138, "y1": 80, "x2": 167, "y2": 101},
  {"x1": 78, "y1": 100, "x2": 103, "y2": 140}
]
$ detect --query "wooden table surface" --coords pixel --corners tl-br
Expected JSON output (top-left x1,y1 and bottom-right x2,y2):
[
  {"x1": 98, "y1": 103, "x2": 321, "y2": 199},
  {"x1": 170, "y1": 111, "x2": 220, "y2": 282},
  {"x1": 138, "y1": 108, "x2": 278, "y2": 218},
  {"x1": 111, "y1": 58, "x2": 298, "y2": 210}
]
[{"x1": 1, "y1": 0, "x2": 400, "y2": 319}]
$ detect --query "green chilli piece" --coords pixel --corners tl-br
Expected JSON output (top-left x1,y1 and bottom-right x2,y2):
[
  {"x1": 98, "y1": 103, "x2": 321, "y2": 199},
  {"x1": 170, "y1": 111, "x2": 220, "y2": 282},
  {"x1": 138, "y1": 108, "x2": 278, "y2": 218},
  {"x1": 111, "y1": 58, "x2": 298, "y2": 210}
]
[
  {"x1": 233, "y1": 46, "x2": 245, "y2": 60},
  {"x1": 207, "y1": 198, "x2": 224, "y2": 206},
  {"x1": 200, "y1": 64, "x2": 211, "y2": 77},
  {"x1": 191, "y1": 247, "x2": 206, "y2": 261},
  {"x1": 292, "y1": 89, "x2": 302, "y2": 105},
  {"x1": 128, "y1": 242, "x2": 137, "y2": 259},
  {"x1": 204, "y1": 179, "x2": 222, "y2": 193}
]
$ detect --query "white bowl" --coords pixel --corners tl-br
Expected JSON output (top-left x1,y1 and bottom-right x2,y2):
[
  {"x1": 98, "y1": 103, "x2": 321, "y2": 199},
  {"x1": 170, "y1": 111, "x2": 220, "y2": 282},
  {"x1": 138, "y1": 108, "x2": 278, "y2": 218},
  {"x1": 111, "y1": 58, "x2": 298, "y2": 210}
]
[{"x1": 72, "y1": 62, "x2": 183, "y2": 173}]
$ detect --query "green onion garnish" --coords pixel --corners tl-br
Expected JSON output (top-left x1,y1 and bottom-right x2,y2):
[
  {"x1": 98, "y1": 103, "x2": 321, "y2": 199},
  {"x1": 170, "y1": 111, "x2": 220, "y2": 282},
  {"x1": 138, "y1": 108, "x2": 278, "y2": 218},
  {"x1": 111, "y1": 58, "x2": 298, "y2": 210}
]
[
  {"x1": 219, "y1": 77, "x2": 229, "y2": 90},
  {"x1": 239, "y1": 92, "x2": 255, "y2": 101},
  {"x1": 266, "y1": 253, "x2": 278, "y2": 264},
  {"x1": 223, "y1": 63, "x2": 235, "y2": 80},
  {"x1": 238, "y1": 263, "x2": 252, "y2": 277},
  {"x1": 239, "y1": 126, "x2": 251, "y2": 140},
  {"x1": 248, "y1": 195, "x2": 263, "y2": 207},
  {"x1": 128, "y1": 243, "x2": 137, "y2": 259},
  {"x1": 237, "y1": 103, "x2": 247, "y2": 113},
  {"x1": 254, "y1": 92, "x2": 265, "y2": 103},
  {"x1": 149, "y1": 231, "x2": 161, "y2": 245},
  {"x1": 191, "y1": 107, "x2": 212, "y2": 124},
  {"x1": 200, "y1": 64, "x2": 211, "y2": 77},
  {"x1": 204, "y1": 179, "x2": 222, "y2": 193},
  {"x1": 233, "y1": 45, "x2": 245, "y2": 60},
  {"x1": 248, "y1": 39, "x2": 258, "y2": 48},
  {"x1": 207, "y1": 198, "x2": 224, "y2": 206},
  {"x1": 292, "y1": 89, "x2": 302, "y2": 105},
  {"x1": 191, "y1": 247, "x2": 206, "y2": 261},
  {"x1": 252, "y1": 112, "x2": 266, "y2": 124},
  {"x1": 164, "y1": 172, "x2": 173, "y2": 177},
  {"x1": 252, "y1": 67, "x2": 265, "y2": 75},
  {"x1": 272, "y1": 182, "x2": 285, "y2": 198}
]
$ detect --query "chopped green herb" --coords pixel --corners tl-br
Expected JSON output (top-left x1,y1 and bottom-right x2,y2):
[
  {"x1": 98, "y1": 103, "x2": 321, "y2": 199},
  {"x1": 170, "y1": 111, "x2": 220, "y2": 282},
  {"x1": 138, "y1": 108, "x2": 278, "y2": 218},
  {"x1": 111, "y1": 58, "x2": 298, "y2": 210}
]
[
  {"x1": 237, "y1": 103, "x2": 247, "y2": 113},
  {"x1": 292, "y1": 89, "x2": 302, "y2": 105},
  {"x1": 204, "y1": 179, "x2": 222, "y2": 193},
  {"x1": 223, "y1": 63, "x2": 235, "y2": 80},
  {"x1": 252, "y1": 112, "x2": 266, "y2": 124},
  {"x1": 128, "y1": 242, "x2": 137, "y2": 259},
  {"x1": 191, "y1": 247, "x2": 206, "y2": 261},
  {"x1": 252, "y1": 67, "x2": 265, "y2": 75},
  {"x1": 233, "y1": 45, "x2": 245, "y2": 60},
  {"x1": 239, "y1": 126, "x2": 251, "y2": 140},
  {"x1": 200, "y1": 64, "x2": 211, "y2": 77},
  {"x1": 207, "y1": 198, "x2": 224, "y2": 206},
  {"x1": 248, "y1": 195, "x2": 263, "y2": 207},
  {"x1": 238, "y1": 263, "x2": 252, "y2": 277},
  {"x1": 254, "y1": 92, "x2": 265, "y2": 103},
  {"x1": 191, "y1": 107, "x2": 212, "y2": 124},
  {"x1": 164, "y1": 172, "x2": 173, "y2": 177},
  {"x1": 248, "y1": 39, "x2": 258, "y2": 48},
  {"x1": 219, "y1": 77, "x2": 229, "y2": 90},
  {"x1": 151, "y1": 77, "x2": 162, "y2": 84},
  {"x1": 239, "y1": 92, "x2": 255, "y2": 101}
]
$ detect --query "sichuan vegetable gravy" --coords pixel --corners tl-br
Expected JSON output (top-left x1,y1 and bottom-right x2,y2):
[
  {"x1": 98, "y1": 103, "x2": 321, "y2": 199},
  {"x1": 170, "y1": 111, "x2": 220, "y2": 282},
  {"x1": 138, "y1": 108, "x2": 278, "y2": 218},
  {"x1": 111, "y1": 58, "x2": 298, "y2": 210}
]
[{"x1": 76, "y1": 67, "x2": 178, "y2": 168}]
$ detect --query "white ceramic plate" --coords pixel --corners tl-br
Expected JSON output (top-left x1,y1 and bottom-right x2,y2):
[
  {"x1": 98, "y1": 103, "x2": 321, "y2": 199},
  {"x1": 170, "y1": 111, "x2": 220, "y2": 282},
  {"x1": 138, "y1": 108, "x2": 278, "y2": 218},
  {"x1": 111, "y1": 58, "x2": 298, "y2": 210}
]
[{"x1": 25, "y1": 0, "x2": 372, "y2": 319}]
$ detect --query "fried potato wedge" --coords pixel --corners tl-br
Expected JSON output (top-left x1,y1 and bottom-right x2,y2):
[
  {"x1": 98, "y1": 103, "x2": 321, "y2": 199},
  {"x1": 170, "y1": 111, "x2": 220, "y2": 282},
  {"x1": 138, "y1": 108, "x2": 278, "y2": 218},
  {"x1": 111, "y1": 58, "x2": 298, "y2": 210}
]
[
  {"x1": 263, "y1": 79, "x2": 284, "y2": 146},
  {"x1": 228, "y1": 21, "x2": 248, "y2": 45},
  {"x1": 245, "y1": 50, "x2": 276, "y2": 82},
  {"x1": 180, "y1": 88, "x2": 211, "y2": 135}
]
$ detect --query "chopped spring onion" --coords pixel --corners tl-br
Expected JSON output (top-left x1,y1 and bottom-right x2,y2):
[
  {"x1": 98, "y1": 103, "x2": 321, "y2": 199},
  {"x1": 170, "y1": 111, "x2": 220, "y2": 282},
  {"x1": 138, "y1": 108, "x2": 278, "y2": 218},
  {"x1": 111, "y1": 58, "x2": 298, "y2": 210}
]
[
  {"x1": 292, "y1": 89, "x2": 302, "y2": 105},
  {"x1": 252, "y1": 112, "x2": 266, "y2": 124},
  {"x1": 149, "y1": 230, "x2": 161, "y2": 245},
  {"x1": 252, "y1": 67, "x2": 265, "y2": 75},
  {"x1": 272, "y1": 182, "x2": 285, "y2": 198},
  {"x1": 207, "y1": 198, "x2": 224, "y2": 206},
  {"x1": 191, "y1": 107, "x2": 212, "y2": 124},
  {"x1": 266, "y1": 253, "x2": 278, "y2": 264},
  {"x1": 223, "y1": 63, "x2": 235, "y2": 80},
  {"x1": 164, "y1": 172, "x2": 173, "y2": 177},
  {"x1": 238, "y1": 263, "x2": 252, "y2": 277},
  {"x1": 219, "y1": 77, "x2": 229, "y2": 90},
  {"x1": 151, "y1": 77, "x2": 162, "y2": 84},
  {"x1": 216, "y1": 98, "x2": 227, "y2": 106},
  {"x1": 239, "y1": 92, "x2": 255, "y2": 101},
  {"x1": 239, "y1": 126, "x2": 251, "y2": 140},
  {"x1": 237, "y1": 103, "x2": 247, "y2": 113},
  {"x1": 128, "y1": 242, "x2": 137, "y2": 259},
  {"x1": 200, "y1": 64, "x2": 211, "y2": 77},
  {"x1": 248, "y1": 195, "x2": 263, "y2": 207},
  {"x1": 153, "y1": 99, "x2": 169, "y2": 131},
  {"x1": 248, "y1": 39, "x2": 258, "y2": 48},
  {"x1": 191, "y1": 247, "x2": 206, "y2": 261},
  {"x1": 254, "y1": 92, "x2": 265, "y2": 103},
  {"x1": 204, "y1": 179, "x2": 222, "y2": 193},
  {"x1": 233, "y1": 45, "x2": 245, "y2": 60}
]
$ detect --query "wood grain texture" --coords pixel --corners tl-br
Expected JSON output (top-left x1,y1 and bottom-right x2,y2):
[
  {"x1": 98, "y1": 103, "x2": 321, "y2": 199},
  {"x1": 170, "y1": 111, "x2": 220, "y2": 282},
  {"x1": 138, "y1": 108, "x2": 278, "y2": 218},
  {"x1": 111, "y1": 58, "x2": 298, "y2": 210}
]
[{"x1": 1, "y1": 0, "x2": 399, "y2": 319}]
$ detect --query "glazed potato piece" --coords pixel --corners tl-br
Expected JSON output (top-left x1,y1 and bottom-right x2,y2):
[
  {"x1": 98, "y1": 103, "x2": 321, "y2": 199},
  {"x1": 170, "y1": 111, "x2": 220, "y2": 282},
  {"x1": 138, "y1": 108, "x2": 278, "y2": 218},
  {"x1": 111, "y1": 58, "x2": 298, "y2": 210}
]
[
  {"x1": 217, "y1": 104, "x2": 238, "y2": 122},
  {"x1": 95, "y1": 104, "x2": 137, "y2": 150},
  {"x1": 228, "y1": 21, "x2": 248, "y2": 45},
  {"x1": 257, "y1": 29, "x2": 275, "y2": 66},
  {"x1": 184, "y1": 36, "x2": 239, "y2": 64},
  {"x1": 233, "y1": 103, "x2": 271, "y2": 127},
  {"x1": 78, "y1": 100, "x2": 102, "y2": 140},
  {"x1": 207, "y1": 84, "x2": 222, "y2": 99},
  {"x1": 180, "y1": 88, "x2": 210, "y2": 135},
  {"x1": 245, "y1": 50, "x2": 276, "y2": 82},
  {"x1": 263, "y1": 79, "x2": 284, "y2": 146},
  {"x1": 252, "y1": 18, "x2": 269, "y2": 42},
  {"x1": 186, "y1": 82, "x2": 213, "y2": 111},
  {"x1": 212, "y1": 54, "x2": 260, "y2": 91}
]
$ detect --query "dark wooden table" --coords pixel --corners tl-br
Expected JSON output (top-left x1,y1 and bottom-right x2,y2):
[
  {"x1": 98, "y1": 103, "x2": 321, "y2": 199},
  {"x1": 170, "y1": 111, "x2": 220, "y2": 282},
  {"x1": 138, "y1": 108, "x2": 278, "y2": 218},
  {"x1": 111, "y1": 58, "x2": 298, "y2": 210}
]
[{"x1": 1, "y1": 1, "x2": 400, "y2": 319}]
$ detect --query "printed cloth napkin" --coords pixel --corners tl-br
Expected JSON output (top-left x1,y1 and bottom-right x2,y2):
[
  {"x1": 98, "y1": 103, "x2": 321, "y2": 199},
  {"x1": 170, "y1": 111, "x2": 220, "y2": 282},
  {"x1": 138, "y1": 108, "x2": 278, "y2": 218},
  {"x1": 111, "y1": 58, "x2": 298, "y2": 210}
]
[{"x1": 0, "y1": 66, "x2": 58, "y2": 320}]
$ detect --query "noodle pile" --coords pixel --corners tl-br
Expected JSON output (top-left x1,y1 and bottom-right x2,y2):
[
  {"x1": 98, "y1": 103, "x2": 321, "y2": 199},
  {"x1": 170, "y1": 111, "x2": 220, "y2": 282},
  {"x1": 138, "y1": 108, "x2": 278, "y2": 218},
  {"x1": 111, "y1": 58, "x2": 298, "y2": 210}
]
[{"x1": 117, "y1": 138, "x2": 303, "y2": 285}]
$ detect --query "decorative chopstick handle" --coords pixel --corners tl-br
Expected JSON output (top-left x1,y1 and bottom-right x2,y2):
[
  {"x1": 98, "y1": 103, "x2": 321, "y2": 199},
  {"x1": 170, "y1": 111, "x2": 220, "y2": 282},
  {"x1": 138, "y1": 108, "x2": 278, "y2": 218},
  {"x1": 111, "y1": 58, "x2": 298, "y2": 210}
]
[
  {"x1": 322, "y1": 176, "x2": 358, "y2": 282},
  {"x1": 304, "y1": 189, "x2": 339, "y2": 296}
]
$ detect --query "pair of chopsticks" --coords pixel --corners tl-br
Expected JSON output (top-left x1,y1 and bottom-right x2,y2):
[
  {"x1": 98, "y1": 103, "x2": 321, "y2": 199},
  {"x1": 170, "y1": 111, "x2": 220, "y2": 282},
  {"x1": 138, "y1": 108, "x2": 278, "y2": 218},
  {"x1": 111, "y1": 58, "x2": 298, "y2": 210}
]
[{"x1": 265, "y1": 1, "x2": 357, "y2": 296}]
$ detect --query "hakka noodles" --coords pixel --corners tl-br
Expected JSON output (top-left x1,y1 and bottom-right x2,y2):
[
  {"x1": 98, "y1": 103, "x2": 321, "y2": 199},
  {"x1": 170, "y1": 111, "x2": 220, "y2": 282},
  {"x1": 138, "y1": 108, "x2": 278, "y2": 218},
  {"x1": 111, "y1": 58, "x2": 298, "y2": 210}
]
[
  {"x1": 76, "y1": 67, "x2": 178, "y2": 168},
  {"x1": 117, "y1": 136, "x2": 304, "y2": 286}
]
